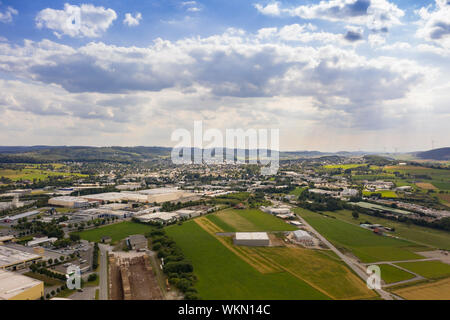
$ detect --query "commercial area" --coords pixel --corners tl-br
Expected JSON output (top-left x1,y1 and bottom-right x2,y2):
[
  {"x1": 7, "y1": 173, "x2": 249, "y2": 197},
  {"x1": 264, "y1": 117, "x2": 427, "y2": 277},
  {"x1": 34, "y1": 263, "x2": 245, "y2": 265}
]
[{"x1": 0, "y1": 246, "x2": 42, "y2": 271}]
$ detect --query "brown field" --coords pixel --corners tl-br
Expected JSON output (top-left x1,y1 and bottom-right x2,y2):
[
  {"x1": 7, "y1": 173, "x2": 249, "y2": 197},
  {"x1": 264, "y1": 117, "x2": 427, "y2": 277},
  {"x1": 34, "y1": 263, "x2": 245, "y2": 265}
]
[
  {"x1": 416, "y1": 182, "x2": 437, "y2": 190},
  {"x1": 393, "y1": 278, "x2": 450, "y2": 300},
  {"x1": 438, "y1": 194, "x2": 450, "y2": 206}
]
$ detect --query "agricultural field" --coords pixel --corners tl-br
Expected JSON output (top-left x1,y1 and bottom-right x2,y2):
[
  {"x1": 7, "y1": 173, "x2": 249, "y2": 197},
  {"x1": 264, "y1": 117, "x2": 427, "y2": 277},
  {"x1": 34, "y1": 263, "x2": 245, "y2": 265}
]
[
  {"x1": 0, "y1": 166, "x2": 87, "y2": 182},
  {"x1": 242, "y1": 246, "x2": 376, "y2": 300},
  {"x1": 166, "y1": 221, "x2": 330, "y2": 300},
  {"x1": 378, "y1": 264, "x2": 415, "y2": 284},
  {"x1": 315, "y1": 209, "x2": 450, "y2": 250},
  {"x1": 74, "y1": 221, "x2": 154, "y2": 243},
  {"x1": 384, "y1": 166, "x2": 450, "y2": 191},
  {"x1": 294, "y1": 208, "x2": 428, "y2": 263},
  {"x1": 205, "y1": 208, "x2": 297, "y2": 232},
  {"x1": 362, "y1": 190, "x2": 398, "y2": 198},
  {"x1": 392, "y1": 278, "x2": 450, "y2": 300},
  {"x1": 395, "y1": 261, "x2": 450, "y2": 280}
]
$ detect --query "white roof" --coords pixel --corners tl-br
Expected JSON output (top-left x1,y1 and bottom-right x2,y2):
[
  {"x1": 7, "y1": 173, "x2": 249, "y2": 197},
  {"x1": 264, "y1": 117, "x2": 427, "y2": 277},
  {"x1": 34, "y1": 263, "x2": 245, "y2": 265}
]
[
  {"x1": 293, "y1": 230, "x2": 312, "y2": 239},
  {"x1": 50, "y1": 196, "x2": 88, "y2": 202},
  {"x1": 0, "y1": 246, "x2": 41, "y2": 267},
  {"x1": 0, "y1": 269, "x2": 42, "y2": 300},
  {"x1": 138, "y1": 188, "x2": 182, "y2": 195},
  {"x1": 235, "y1": 232, "x2": 269, "y2": 240}
]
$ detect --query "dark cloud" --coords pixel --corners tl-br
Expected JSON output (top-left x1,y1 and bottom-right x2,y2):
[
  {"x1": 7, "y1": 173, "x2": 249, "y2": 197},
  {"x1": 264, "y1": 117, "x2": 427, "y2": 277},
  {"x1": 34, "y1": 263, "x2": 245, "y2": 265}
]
[
  {"x1": 429, "y1": 21, "x2": 450, "y2": 39},
  {"x1": 344, "y1": 30, "x2": 364, "y2": 42}
]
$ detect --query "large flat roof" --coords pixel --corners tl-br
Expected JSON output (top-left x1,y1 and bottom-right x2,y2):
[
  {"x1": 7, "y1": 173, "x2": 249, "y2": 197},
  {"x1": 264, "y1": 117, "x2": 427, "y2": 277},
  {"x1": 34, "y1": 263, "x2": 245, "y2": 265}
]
[
  {"x1": 0, "y1": 246, "x2": 41, "y2": 268},
  {"x1": 0, "y1": 269, "x2": 42, "y2": 300},
  {"x1": 138, "y1": 188, "x2": 183, "y2": 195},
  {"x1": 235, "y1": 232, "x2": 269, "y2": 240}
]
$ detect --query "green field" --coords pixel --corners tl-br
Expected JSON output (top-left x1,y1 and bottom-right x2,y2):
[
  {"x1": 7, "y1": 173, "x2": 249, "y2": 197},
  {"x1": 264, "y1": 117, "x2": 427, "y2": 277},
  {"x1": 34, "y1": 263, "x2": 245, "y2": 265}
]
[
  {"x1": 166, "y1": 221, "x2": 329, "y2": 299},
  {"x1": 363, "y1": 190, "x2": 398, "y2": 198},
  {"x1": 294, "y1": 208, "x2": 427, "y2": 263},
  {"x1": 395, "y1": 261, "x2": 450, "y2": 280},
  {"x1": 378, "y1": 264, "x2": 416, "y2": 284},
  {"x1": 385, "y1": 166, "x2": 450, "y2": 191},
  {"x1": 289, "y1": 187, "x2": 307, "y2": 197},
  {"x1": 317, "y1": 209, "x2": 450, "y2": 250},
  {"x1": 205, "y1": 208, "x2": 297, "y2": 232},
  {"x1": 74, "y1": 221, "x2": 154, "y2": 243},
  {"x1": 0, "y1": 167, "x2": 87, "y2": 182}
]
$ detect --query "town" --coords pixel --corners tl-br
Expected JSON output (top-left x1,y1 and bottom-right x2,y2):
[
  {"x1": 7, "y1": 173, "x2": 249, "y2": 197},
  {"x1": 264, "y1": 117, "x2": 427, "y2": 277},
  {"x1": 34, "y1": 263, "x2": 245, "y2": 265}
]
[{"x1": 0, "y1": 147, "x2": 449, "y2": 300}]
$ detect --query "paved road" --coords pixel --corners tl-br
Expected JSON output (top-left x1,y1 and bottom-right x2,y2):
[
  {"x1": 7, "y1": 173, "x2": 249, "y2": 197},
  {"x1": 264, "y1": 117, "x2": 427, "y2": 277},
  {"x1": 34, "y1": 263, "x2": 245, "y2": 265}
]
[
  {"x1": 98, "y1": 244, "x2": 110, "y2": 300},
  {"x1": 295, "y1": 213, "x2": 401, "y2": 300},
  {"x1": 362, "y1": 258, "x2": 438, "y2": 265}
]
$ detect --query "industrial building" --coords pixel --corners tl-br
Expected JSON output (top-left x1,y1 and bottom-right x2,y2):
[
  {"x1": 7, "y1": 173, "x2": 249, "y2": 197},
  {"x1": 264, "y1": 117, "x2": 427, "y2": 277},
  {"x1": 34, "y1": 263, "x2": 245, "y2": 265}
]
[
  {"x1": 0, "y1": 270, "x2": 44, "y2": 300},
  {"x1": 48, "y1": 196, "x2": 90, "y2": 208},
  {"x1": 0, "y1": 246, "x2": 42, "y2": 271},
  {"x1": 137, "y1": 188, "x2": 194, "y2": 203},
  {"x1": 2, "y1": 210, "x2": 40, "y2": 223},
  {"x1": 292, "y1": 230, "x2": 314, "y2": 246},
  {"x1": 27, "y1": 237, "x2": 58, "y2": 247},
  {"x1": 138, "y1": 212, "x2": 179, "y2": 224},
  {"x1": 126, "y1": 235, "x2": 148, "y2": 251},
  {"x1": 176, "y1": 209, "x2": 201, "y2": 219},
  {"x1": 233, "y1": 232, "x2": 270, "y2": 247}
]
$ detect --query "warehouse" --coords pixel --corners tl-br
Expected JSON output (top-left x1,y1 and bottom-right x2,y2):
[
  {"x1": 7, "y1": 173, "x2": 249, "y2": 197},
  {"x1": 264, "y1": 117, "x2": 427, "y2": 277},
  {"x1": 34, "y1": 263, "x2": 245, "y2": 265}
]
[
  {"x1": 233, "y1": 232, "x2": 270, "y2": 247},
  {"x1": 0, "y1": 246, "x2": 42, "y2": 271},
  {"x1": 138, "y1": 212, "x2": 179, "y2": 224},
  {"x1": 126, "y1": 235, "x2": 148, "y2": 251},
  {"x1": 48, "y1": 196, "x2": 90, "y2": 208},
  {"x1": 0, "y1": 269, "x2": 44, "y2": 300},
  {"x1": 292, "y1": 230, "x2": 314, "y2": 246},
  {"x1": 2, "y1": 210, "x2": 40, "y2": 223},
  {"x1": 176, "y1": 209, "x2": 201, "y2": 219},
  {"x1": 137, "y1": 188, "x2": 187, "y2": 203}
]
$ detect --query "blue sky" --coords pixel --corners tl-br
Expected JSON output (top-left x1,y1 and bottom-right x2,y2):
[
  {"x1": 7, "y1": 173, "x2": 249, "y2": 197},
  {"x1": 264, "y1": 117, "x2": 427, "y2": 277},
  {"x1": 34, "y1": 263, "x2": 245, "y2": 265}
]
[{"x1": 0, "y1": 0, "x2": 449, "y2": 151}]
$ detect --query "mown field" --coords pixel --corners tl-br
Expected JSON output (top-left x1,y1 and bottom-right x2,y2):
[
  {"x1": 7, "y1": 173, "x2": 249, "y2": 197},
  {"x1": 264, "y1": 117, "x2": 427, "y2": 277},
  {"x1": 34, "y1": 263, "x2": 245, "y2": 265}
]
[
  {"x1": 395, "y1": 260, "x2": 450, "y2": 280},
  {"x1": 166, "y1": 221, "x2": 330, "y2": 300},
  {"x1": 205, "y1": 208, "x2": 297, "y2": 232},
  {"x1": 74, "y1": 221, "x2": 154, "y2": 243},
  {"x1": 294, "y1": 208, "x2": 428, "y2": 263},
  {"x1": 378, "y1": 264, "x2": 415, "y2": 284},
  {"x1": 316, "y1": 209, "x2": 450, "y2": 250},
  {"x1": 392, "y1": 278, "x2": 450, "y2": 300}
]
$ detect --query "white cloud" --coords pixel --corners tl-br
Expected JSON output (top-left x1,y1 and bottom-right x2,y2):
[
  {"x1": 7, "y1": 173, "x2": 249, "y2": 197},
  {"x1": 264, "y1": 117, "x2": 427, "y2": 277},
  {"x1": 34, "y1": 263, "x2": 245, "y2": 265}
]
[
  {"x1": 416, "y1": 0, "x2": 450, "y2": 47},
  {"x1": 0, "y1": 6, "x2": 18, "y2": 23},
  {"x1": 35, "y1": 3, "x2": 117, "y2": 38},
  {"x1": 181, "y1": 1, "x2": 202, "y2": 13},
  {"x1": 123, "y1": 12, "x2": 142, "y2": 27},
  {"x1": 0, "y1": 28, "x2": 430, "y2": 134},
  {"x1": 255, "y1": 0, "x2": 404, "y2": 32},
  {"x1": 254, "y1": 2, "x2": 281, "y2": 16}
]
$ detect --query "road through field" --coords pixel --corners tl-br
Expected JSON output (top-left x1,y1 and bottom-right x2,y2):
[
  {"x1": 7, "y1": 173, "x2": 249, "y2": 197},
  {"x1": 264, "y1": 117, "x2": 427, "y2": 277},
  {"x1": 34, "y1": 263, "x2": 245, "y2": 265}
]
[
  {"x1": 295, "y1": 210, "x2": 401, "y2": 300},
  {"x1": 99, "y1": 244, "x2": 111, "y2": 300}
]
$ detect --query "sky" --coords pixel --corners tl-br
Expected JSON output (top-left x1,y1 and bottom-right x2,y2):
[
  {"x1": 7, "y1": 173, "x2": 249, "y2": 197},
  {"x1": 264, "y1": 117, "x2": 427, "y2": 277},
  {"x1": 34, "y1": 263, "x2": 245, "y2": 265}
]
[{"x1": 0, "y1": 0, "x2": 449, "y2": 152}]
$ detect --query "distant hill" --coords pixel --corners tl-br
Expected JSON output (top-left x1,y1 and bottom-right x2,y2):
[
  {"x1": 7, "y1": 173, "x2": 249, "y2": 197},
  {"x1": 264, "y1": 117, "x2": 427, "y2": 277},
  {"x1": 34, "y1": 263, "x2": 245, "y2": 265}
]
[
  {"x1": 417, "y1": 148, "x2": 450, "y2": 161},
  {"x1": 0, "y1": 145, "x2": 386, "y2": 163}
]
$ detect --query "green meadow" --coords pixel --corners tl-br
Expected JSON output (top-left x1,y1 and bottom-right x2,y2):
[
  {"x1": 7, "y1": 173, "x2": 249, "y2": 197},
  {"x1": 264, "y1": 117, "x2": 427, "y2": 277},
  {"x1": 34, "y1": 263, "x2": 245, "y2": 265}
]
[
  {"x1": 74, "y1": 221, "x2": 154, "y2": 243},
  {"x1": 205, "y1": 208, "x2": 297, "y2": 232}
]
